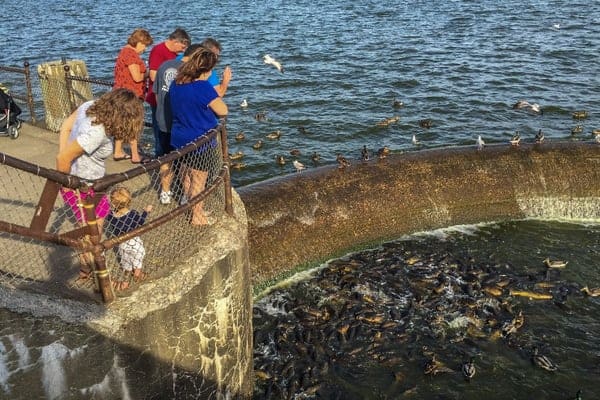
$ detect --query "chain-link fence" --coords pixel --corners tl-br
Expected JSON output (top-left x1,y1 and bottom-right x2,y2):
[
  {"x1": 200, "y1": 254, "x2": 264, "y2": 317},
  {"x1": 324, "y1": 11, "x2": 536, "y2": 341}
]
[{"x1": 0, "y1": 126, "x2": 234, "y2": 303}]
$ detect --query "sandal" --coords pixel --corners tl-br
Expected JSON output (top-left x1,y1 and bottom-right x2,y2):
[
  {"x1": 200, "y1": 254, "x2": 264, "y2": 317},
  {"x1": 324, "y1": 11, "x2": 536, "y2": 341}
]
[
  {"x1": 112, "y1": 279, "x2": 130, "y2": 291},
  {"x1": 132, "y1": 270, "x2": 146, "y2": 283}
]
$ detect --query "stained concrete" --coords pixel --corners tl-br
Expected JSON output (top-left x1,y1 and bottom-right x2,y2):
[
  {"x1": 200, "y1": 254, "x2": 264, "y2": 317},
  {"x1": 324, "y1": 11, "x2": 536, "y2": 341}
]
[{"x1": 239, "y1": 142, "x2": 600, "y2": 285}]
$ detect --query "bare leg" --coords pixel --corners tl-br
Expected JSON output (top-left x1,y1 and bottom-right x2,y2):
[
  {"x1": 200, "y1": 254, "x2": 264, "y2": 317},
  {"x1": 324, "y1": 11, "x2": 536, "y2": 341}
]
[
  {"x1": 189, "y1": 169, "x2": 209, "y2": 225},
  {"x1": 113, "y1": 139, "x2": 128, "y2": 159},
  {"x1": 129, "y1": 139, "x2": 141, "y2": 163},
  {"x1": 160, "y1": 162, "x2": 173, "y2": 193}
]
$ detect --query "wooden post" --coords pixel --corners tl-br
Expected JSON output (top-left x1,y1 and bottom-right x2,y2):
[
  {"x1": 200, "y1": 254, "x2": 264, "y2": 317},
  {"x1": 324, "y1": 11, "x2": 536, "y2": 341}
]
[
  {"x1": 63, "y1": 63, "x2": 76, "y2": 113},
  {"x1": 79, "y1": 186, "x2": 114, "y2": 303}
]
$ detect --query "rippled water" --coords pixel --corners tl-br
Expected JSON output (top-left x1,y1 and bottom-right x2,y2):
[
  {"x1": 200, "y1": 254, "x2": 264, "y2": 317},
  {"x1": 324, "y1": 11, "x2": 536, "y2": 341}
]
[
  {"x1": 2, "y1": 0, "x2": 600, "y2": 186},
  {"x1": 254, "y1": 220, "x2": 600, "y2": 399}
]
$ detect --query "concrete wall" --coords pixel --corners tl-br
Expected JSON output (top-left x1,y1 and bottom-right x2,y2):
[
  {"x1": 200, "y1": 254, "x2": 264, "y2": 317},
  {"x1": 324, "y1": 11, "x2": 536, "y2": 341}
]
[
  {"x1": 0, "y1": 194, "x2": 253, "y2": 400},
  {"x1": 239, "y1": 142, "x2": 600, "y2": 285}
]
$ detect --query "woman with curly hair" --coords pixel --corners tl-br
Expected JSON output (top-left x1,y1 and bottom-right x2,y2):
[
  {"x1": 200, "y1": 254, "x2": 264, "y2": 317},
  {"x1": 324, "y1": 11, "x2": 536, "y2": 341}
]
[
  {"x1": 57, "y1": 88, "x2": 144, "y2": 227},
  {"x1": 169, "y1": 47, "x2": 228, "y2": 225}
]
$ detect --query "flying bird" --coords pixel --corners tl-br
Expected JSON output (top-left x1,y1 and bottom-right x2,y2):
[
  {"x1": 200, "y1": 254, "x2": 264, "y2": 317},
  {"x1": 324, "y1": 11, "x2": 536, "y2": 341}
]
[
  {"x1": 513, "y1": 100, "x2": 542, "y2": 114},
  {"x1": 292, "y1": 160, "x2": 305, "y2": 172},
  {"x1": 263, "y1": 54, "x2": 284, "y2": 73}
]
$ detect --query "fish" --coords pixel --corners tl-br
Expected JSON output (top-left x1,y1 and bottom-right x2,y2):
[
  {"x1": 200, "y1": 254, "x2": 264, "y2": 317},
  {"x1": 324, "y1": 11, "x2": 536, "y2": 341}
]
[
  {"x1": 263, "y1": 54, "x2": 284, "y2": 73},
  {"x1": 509, "y1": 289, "x2": 553, "y2": 300},
  {"x1": 293, "y1": 160, "x2": 305, "y2": 172},
  {"x1": 476, "y1": 135, "x2": 485, "y2": 150}
]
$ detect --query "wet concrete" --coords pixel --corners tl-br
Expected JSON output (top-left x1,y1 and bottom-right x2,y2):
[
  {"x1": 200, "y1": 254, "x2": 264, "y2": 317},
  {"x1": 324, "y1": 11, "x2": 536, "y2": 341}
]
[{"x1": 239, "y1": 142, "x2": 600, "y2": 285}]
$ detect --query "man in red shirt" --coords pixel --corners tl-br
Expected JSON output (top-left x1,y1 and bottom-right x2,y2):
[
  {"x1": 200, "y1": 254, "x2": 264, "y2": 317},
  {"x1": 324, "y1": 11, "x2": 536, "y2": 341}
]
[{"x1": 146, "y1": 28, "x2": 190, "y2": 158}]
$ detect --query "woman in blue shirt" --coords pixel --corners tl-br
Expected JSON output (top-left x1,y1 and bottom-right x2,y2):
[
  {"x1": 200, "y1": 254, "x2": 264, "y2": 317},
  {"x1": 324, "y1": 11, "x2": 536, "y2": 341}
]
[{"x1": 169, "y1": 47, "x2": 228, "y2": 225}]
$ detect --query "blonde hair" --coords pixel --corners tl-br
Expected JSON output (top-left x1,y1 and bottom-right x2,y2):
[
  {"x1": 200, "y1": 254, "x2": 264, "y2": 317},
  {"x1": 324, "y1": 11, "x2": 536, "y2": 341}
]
[
  {"x1": 87, "y1": 88, "x2": 144, "y2": 142},
  {"x1": 127, "y1": 28, "x2": 153, "y2": 47},
  {"x1": 109, "y1": 186, "x2": 132, "y2": 211}
]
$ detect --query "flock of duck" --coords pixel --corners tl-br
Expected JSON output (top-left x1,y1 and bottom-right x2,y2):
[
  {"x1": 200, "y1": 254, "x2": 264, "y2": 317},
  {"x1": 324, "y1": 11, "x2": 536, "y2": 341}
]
[
  {"x1": 253, "y1": 236, "x2": 593, "y2": 399},
  {"x1": 228, "y1": 94, "x2": 597, "y2": 174}
]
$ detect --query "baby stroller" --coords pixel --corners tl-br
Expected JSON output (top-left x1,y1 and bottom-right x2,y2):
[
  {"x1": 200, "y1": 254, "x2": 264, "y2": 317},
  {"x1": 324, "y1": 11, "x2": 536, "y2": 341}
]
[{"x1": 0, "y1": 86, "x2": 22, "y2": 139}]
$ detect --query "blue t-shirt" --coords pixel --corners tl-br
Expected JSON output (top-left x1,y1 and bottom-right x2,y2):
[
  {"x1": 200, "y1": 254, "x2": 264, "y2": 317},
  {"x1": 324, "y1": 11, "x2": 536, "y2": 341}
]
[{"x1": 169, "y1": 80, "x2": 219, "y2": 150}]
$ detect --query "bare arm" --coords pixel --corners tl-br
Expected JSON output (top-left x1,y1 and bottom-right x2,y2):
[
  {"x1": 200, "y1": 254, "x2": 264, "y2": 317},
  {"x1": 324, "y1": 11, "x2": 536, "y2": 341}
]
[
  {"x1": 149, "y1": 69, "x2": 157, "y2": 83},
  {"x1": 214, "y1": 66, "x2": 232, "y2": 98},
  {"x1": 128, "y1": 64, "x2": 145, "y2": 83},
  {"x1": 56, "y1": 140, "x2": 85, "y2": 174},
  {"x1": 58, "y1": 110, "x2": 78, "y2": 153},
  {"x1": 209, "y1": 97, "x2": 228, "y2": 118}
]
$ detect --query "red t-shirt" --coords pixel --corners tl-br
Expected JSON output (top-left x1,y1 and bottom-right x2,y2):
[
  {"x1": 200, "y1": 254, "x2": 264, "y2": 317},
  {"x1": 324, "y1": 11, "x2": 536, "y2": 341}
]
[
  {"x1": 113, "y1": 46, "x2": 146, "y2": 98},
  {"x1": 145, "y1": 42, "x2": 178, "y2": 107}
]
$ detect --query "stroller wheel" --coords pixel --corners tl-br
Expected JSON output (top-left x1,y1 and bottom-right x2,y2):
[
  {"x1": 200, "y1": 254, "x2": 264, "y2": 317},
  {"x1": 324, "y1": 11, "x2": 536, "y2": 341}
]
[{"x1": 8, "y1": 125, "x2": 18, "y2": 139}]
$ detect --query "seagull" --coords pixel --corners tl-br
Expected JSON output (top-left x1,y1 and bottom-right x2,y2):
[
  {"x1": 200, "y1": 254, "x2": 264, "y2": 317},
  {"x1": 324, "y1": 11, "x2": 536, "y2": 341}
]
[
  {"x1": 535, "y1": 129, "x2": 545, "y2": 143},
  {"x1": 292, "y1": 160, "x2": 305, "y2": 172},
  {"x1": 513, "y1": 100, "x2": 542, "y2": 114},
  {"x1": 361, "y1": 145, "x2": 370, "y2": 162},
  {"x1": 240, "y1": 99, "x2": 248, "y2": 108},
  {"x1": 263, "y1": 54, "x2": 284, "y2": 73},
  {"x1": 412, "y1": 134, "x2": 420, "y2": 145},
  {"x1": 476, "y1": 135, "x2": 485, "y2": 150},
  {"x1": 510, "y1": 132, "x2": 521, "y2": 146},
  {"x1": 552, "y1": 23, "x2": 561, "y2": 30}
]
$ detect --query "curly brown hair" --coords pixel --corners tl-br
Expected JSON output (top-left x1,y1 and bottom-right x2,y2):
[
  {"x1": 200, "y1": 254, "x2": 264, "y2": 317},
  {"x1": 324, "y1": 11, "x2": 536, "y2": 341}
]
[
  {"x1": 87, "y1": 88, "x2": 144, "y2": 142},
  {"x1": 175, "y1": 47, "x2": 218, "y2": 84}
]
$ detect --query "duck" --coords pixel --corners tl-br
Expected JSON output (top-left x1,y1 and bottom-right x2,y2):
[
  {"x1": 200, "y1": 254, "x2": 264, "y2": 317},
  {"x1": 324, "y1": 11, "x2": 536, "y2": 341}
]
[
  {"x1": 423, "y1": 354, "x2": 454, "y2": 375},
  {"x1": 298, "y1": 126, "x2": 308, "y2": 134},
  {"x1": 513, "y1": 100, "x2": 542, "y2": 114},
  {"x1": 572, "y1": 110, "x2": 588, "y2": 120},
  {"x1": 228, "y1": 151, "x2": 244, "y2": 160},
  {"x1": 240, "y1": 99, "x2": 248, "y2": 108},
  {"x1": 235, "y1": 131, "x2": 246, "y2": 141},
  {"x1": 573, "y1": 389, "x2": 582, "y2": 400},
  {"x1": 509, "y1": 132, "x2": 521, "y2": 146},
  {"x1": 376, "y1": 116, "x2": 400, "y2": 127},
  {"x1": 462, "y1": 357, "x2": 476, "y2": 380},
  {"x1": 293, "y1": 160, "x2": 306, "y2": 172},
  {"x1": 361, "y1": 145, "x2": 370, "y2": 162},
  {"x1": 289, "y1": 149, "x2": 301, "y2": 156},
  {"x1": 571, "y1": 125, "x2": 583, "y2": 135},
  {"x1": 419, "y1": 119, "x2": 432, "y2": 129},
  {"x1": 311, "y1": 152, "x2": 321, "y2": 163},
  {"x1": 580, "y1": 286, "x2": 600, "y2": 297},
  {"x1": 393, "y1": 98, "x2": 404, "y2": 109},
  {"x1": 263, "y1": 54, "x2": 284, "y2": 73},
  {"x1": 476, "y1": 135, "x2": 485, "y2": 150},
  {"x1": 377, "y1": 146, "x2": 390, "y2": 159},
  {"x1": 543, "y1": 258, "x2": 567, "y2": 269},
  {"x1": 531, "y1": 347, "x2": 558, "y2": 372},
  {"x1": 336, "y1": 154, "x2": 351, "y2": 169},
  {"x1": 230, "y1": 162, "x2": 246, "y2": 170},
  {"x1": 535, "y1": 129, "x2": 545, "y2": 143},
  {"x1": 252, "y1": 140, "x2": 263, "y2": 150},
  {"x1": 266, "y1": 130, "x2": 281, "y2": 140},
  {"x1": 275, "y1": 155, "x2": 286, "y2": 165},
  {"x1": 255, "y1": 111, "x2": 267, "y2": 121}
]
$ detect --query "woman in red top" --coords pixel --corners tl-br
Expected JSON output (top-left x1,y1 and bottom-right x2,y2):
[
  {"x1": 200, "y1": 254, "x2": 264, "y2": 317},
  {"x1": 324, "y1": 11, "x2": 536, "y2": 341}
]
[{"x1": 113, "y1": 28, "x2": 153, "y2": 163}]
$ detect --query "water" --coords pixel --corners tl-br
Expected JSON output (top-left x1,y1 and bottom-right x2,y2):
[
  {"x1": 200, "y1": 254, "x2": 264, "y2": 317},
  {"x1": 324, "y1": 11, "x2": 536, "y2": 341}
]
[
  {"x1": 253, "y1": 220, "x2": 600, "y2": 399},
  {"x1": 2, "y1": 0, "x2": 600, "y2": 186}
]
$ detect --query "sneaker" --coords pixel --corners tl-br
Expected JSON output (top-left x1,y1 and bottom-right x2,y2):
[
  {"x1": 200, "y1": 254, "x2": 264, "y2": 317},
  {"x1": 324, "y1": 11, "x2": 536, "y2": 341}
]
[{"x1": 159, "y1": 191, "x2": 172, "y2": 205}]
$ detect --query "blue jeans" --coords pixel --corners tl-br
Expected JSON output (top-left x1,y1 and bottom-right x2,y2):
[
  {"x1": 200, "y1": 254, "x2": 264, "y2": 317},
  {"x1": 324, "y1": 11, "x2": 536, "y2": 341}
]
[{"x1": 151, "y1": 106, "x2": 163, "y2": 158}]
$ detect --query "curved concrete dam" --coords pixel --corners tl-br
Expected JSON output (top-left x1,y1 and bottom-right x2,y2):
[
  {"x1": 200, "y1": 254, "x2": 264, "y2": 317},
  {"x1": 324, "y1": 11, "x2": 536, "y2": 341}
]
[
  {"x1": 239, "y1": 142, "x2": 600, "y2": 286},
  {"x1": 2, "y1": 141, "x2": 600, "y2": 399}
]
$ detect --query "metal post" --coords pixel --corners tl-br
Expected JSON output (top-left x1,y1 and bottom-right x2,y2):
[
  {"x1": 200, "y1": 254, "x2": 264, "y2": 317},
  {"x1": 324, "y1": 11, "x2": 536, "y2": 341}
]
[
  {"x1": 80, "y1": 186, "x2": 114, "y2": 303},
  {"x1": 219, "y1": 121, "x2": 234, "y2": 216},
  {"x1": 23, "y1": 61, "x2": 37, "y2": 123},
  {"x1": 63, "y1": 64, "x2": 76, "y2": 112}
]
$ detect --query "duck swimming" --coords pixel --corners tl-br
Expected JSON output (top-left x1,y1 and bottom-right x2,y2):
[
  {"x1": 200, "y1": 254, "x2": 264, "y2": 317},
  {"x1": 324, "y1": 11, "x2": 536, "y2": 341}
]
[
  {"x1": 376, "y1": 116, "x2": 400, "y2": 127},
  {"x1": 393, "y1": 98, "x2": 404, "y2": 109},
  {"x1": 419, "y1": 119, "x2": 432, "y2": 129},
  {"x1": 275, "y1": 155, "x2": 286, "y2": 166},
  {"x1": 311, "y1": 152, "x2": 321, "y2": 163},
  {"x1": 535, "y1": 129, "x2": 545, "y2": 143},
  {"x1": 531, "y1": 347, "x2": 558, "y2": 372},
  {"x1": 255, "y1": 111, "x2": 267, "y2": 121},
  {"x1": 240, "y1": 99, "x2": 248, "y2": 108},
  {"x1": 377, "y1": 146, "x2": 390, "y2": 159},
  {"x1": 580, "y1": 286, "x2": 600, "y2": 297},
  {"x1": 235, "y1": 131, "x2": 246, "y2": 141},
  {"x1": 510, "y1": 132, "x2": 521, "y2": 146},
  {"x1": 228, "y1": 151, "x2": 244, "y2": 161},
  {"x1": 361, "y1": 145, "x2": 370, "y2": 162},
  {"x1": 462, "y1": 357, "x2": 476, "y2": 380},
  {"x1": 336, "y1": 154, "x2": 351, "y2": 169},
  {"x1": 252, "y1": 140, "x2": 263, "y2": 150},
  {"x1": 572, "y1": 110, "x2": 588, "y2": 120},
  {"x1": 571, "y1": 125, "x2": 583, "y2": 135},
  {"x1": 266, "y1": 130, "x2": 281, "y2": 140},
  {"x1": 289, "y1": 149, "x2": 301, "y2": 156}
]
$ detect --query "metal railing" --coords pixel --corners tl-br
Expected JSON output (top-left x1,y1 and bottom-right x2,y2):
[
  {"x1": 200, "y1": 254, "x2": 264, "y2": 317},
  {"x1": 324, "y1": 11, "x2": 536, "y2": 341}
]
[{"x1": 0, "y1": 125, "x2": 234, "y2": 303}]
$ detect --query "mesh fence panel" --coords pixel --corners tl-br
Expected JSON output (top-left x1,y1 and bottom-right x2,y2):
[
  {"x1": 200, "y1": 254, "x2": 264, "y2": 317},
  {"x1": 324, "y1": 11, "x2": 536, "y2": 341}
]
[{"x1": 0, "y1": 130, "x2": 228, "y2": 302}]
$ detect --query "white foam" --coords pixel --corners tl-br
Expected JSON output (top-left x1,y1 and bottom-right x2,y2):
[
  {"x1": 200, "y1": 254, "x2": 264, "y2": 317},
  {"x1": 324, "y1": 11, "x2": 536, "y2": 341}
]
[
  {"x1": 0, "y1": 341, "x2": 11, "y2": 395},
  {"x1": 41, "y1": 342, "x2": 69, "y2": 400},
  {"x1": 8, "y1": 335, "x2": 30, "y2": 369}
]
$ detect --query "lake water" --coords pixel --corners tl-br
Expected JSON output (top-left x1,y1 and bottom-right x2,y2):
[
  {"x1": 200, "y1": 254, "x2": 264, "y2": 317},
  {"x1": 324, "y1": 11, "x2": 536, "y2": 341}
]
[{"x1": 2, "y1": 0, "x2": 600, "y2": 186}]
